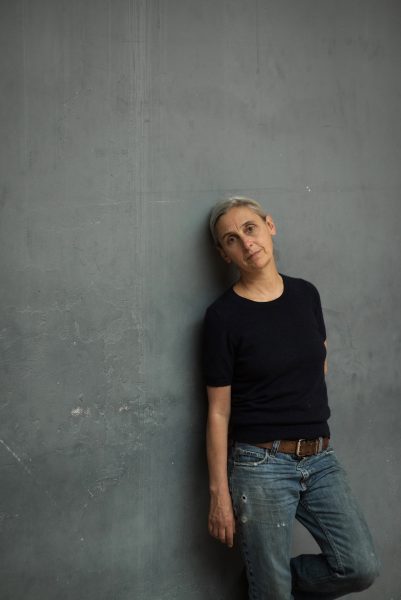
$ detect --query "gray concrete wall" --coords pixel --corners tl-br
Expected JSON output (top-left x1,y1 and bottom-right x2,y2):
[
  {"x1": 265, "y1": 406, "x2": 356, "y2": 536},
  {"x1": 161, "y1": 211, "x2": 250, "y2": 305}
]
[{"x1": 1, "y1": 1, "x2": 400, "y2": 598}]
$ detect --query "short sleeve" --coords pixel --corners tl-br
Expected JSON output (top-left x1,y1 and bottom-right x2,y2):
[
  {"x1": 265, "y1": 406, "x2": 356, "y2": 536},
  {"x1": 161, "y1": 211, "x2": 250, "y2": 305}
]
[
  {"x1": 202, "y1": 307, "x2": 235, "y2": 386},
  {"x1": 311, "y1": 284, "x2": 326, "y2": 340}
]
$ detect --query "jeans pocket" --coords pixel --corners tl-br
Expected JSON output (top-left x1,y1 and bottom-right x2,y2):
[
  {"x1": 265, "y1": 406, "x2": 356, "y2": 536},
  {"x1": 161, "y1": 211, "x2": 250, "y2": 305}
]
[{"x1": 233, "y1": 447, "x2": 268, "y2": 467}]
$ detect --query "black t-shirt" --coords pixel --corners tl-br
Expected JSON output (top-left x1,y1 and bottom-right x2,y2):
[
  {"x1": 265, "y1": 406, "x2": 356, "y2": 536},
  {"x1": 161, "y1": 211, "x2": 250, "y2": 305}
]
[{"x1": 203, "y1": 273, "x2": 330, "y2": 442}]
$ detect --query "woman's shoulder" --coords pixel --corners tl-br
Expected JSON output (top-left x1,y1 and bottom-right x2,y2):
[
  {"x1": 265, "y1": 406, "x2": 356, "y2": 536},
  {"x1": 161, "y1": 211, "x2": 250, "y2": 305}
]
[
  {"x1": 282, "y1": 273, "x2": 320, "y2": 295},
  {"x1": 205, "y1": 287, "x2": 237, "y2": 316}
]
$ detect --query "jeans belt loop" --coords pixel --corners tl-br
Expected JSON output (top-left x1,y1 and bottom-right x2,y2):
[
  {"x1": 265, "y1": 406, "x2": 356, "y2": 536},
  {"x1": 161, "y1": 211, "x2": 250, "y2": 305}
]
[
  {"x1": 271, "y1": 440, "x2": 281, "y2": 457},
  {"x1": 295, "y1": 439, "x2": 306, "y2": 457}
]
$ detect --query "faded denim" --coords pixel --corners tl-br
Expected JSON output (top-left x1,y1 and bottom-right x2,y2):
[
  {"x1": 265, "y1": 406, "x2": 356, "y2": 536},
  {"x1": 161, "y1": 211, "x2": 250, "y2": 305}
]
[{"x1": 228, "y1": 442, "x2": 380, "y2": 600}]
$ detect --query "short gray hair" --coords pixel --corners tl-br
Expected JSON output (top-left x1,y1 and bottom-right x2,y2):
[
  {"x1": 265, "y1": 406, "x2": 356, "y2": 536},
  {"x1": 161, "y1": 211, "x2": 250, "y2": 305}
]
[{"x1": 209, "y1": 196, "x2": 267, "y2": 246}]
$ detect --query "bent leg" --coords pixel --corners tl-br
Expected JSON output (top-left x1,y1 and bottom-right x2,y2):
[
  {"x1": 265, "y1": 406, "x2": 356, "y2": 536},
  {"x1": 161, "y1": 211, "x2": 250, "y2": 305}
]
[{"x1": 291, "y1": 450, "x2": 380, "y2": 599}]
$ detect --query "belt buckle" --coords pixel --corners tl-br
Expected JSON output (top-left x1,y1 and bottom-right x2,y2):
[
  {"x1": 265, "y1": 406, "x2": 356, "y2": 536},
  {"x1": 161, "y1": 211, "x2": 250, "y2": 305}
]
[{"x1": 296, "y1": 439, "x2": 306, "y2": 457}]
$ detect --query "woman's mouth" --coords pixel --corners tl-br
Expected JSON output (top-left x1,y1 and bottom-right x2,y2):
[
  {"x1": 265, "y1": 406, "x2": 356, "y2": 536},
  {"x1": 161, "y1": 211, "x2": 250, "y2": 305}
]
[{"x1": 247, "y1": 250, "x2": 261, "y2": 260}]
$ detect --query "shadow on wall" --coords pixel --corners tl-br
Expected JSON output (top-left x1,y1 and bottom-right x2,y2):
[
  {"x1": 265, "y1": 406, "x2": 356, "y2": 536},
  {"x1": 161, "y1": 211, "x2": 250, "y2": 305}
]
[
  {"x1": 191, "y1": 211, "x2": 236, "y2": 398},
  {"x1": 187, "y1": 213, "x2": 251, "y2": 599},
  {"x1": 202, "y1": 211, "x2": 237, "y2": 292}
]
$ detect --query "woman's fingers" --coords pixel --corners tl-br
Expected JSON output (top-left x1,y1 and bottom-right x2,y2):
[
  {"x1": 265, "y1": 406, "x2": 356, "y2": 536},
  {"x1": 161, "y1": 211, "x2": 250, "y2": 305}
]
[
  {"x1": 224, "y1": 524, "x2": 234, "y2": 548},
  {"x1": 208, "y1": 519, "x2": 235, "y2": 547}
]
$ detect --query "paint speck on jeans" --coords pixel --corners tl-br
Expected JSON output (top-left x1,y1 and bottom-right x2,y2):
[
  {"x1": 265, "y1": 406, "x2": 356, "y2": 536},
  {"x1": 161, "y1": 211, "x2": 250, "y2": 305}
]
[
  {"x1": 276, "y1": 522, "x2": 286, "y2": 528},
  {"x1": 241, "y1": 516, "x2": 247, "y2": 523}
]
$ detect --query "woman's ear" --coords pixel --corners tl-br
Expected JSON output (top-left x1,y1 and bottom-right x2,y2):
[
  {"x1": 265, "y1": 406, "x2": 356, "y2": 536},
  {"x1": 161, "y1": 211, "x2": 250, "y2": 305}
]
[{"x1": 265, "y1": 214, "x2": 277, "y2": 236}]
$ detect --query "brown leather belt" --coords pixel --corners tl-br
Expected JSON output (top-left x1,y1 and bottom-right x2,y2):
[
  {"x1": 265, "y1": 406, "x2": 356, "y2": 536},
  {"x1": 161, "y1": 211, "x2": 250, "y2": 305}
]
[{"x1": 253, "y1": 437, "x2": 330, "y2": 457}]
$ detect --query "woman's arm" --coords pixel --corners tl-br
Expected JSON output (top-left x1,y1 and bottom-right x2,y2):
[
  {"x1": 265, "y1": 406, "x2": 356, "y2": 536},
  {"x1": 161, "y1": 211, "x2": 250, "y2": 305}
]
[{"x1": 206, "y1": 385, "x2": 236, "y2": 548}]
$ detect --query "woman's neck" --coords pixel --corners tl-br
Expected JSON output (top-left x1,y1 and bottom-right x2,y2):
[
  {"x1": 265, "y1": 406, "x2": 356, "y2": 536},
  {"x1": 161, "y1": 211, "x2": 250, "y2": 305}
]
[{"x1": 234, "y1": 269, "x2": 284, "y2": 302}]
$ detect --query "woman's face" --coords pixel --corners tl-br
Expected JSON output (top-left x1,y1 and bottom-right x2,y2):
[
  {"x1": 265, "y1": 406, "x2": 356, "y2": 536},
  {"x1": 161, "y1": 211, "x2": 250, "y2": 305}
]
[{"x1": 215, "y1": 206, "x2": 277, "y2": 273}]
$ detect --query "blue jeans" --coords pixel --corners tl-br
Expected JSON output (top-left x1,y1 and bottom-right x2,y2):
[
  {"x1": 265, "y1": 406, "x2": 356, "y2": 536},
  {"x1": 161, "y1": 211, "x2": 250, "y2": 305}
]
[{"x1": 228, "y1": 441, "x2": 380, "y2": 600}]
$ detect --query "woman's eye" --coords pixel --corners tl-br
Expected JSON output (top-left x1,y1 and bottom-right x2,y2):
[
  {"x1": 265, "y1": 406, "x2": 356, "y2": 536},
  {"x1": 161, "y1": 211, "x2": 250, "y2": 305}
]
[
  {"x1": 246, "y1": 225, "x2": 255, "y2": 233},
  {"x1": 227, "y1": 236, "x2": 236, "y2": 245}
]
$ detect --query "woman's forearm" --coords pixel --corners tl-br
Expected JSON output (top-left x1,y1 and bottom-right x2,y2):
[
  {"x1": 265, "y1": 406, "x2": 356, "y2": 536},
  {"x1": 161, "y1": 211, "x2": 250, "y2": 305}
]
[
  {"x1": 206, "y1": 411, "x2": 230, "y2": 494},
  {"x1": 206, "y1": 408, "x2": 235, "y2": 547}
]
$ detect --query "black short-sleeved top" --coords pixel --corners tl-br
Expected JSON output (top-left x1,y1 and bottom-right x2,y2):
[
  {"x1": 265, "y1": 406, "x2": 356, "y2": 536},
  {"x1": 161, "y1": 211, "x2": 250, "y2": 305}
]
[{"x1": 203, "y1": 273, "x2": 330, "y2": 443}]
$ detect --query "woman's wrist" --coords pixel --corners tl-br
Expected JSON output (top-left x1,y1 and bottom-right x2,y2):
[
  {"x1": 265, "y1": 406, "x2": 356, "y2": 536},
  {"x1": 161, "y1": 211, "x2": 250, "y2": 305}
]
[{"x1": 209, "y1": 484, "x2": 230, "y2": 497}]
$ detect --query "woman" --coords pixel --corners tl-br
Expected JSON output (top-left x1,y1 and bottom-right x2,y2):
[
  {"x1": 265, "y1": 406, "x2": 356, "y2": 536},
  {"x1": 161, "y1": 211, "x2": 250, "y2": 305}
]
[{"x1": 203, "y1": 197, "x2": 379, "y2": 599}]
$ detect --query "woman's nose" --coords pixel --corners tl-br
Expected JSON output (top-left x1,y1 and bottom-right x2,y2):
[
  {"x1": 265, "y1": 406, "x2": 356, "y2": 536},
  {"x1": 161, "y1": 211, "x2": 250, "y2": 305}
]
[{"x1": 242, "y1": 236, "x2": 253, "y2": 249}]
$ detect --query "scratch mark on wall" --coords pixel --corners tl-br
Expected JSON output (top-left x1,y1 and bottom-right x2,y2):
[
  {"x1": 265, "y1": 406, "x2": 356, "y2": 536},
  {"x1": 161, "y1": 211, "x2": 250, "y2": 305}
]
[
  {"x1": 86, "y1": 474, "x2": 125, "y2": 501},
  {"x1": 71, "y1": 407, "x2": 91, "y2": 417},
  {"x1": 0, "y1": 439, "x2": 32, "y2": 476}
]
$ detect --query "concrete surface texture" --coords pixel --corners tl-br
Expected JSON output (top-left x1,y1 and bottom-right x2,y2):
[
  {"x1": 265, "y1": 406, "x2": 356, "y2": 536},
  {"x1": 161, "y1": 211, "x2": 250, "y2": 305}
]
[{"x1": 0, "y1": 0, "x2": 400, "y2": 598}]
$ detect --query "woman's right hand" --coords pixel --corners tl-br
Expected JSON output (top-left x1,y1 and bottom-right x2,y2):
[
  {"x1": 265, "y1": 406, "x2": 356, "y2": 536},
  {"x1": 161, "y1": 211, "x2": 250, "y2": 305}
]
[{"x1": 208, "y1": 490, "x2": 236, "y2": 548}]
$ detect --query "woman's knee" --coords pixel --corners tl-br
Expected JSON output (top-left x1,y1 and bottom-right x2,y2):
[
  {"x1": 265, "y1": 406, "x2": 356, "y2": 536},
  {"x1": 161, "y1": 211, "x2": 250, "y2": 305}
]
[{"x1": 346, "y1": 553, "x2": 380, "y2": 592}]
